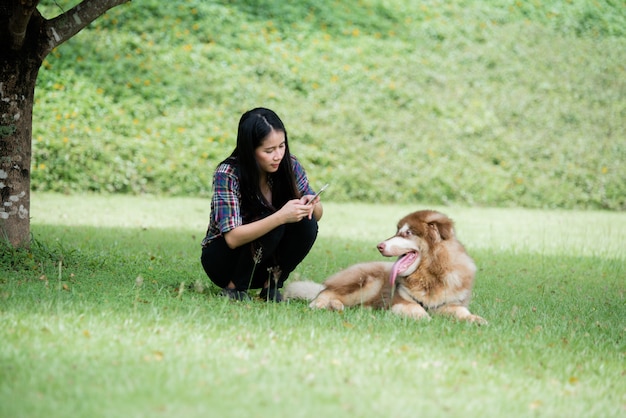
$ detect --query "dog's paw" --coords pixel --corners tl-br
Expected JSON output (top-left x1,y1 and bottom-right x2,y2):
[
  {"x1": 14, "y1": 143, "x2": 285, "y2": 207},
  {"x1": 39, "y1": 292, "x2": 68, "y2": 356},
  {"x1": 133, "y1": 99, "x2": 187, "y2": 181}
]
[
  {"x1": 309, "y1": 294, "x2": 345, "y2": 311},
  {"x1": 466, "y1": 314, "x2": 488, "y2": 325},
  {"x1": 391, "y1": 303, "x2": 431, "y2": 320},
  {"x1": 328, "y1": 299, "x2": 346, "y2": 311}
]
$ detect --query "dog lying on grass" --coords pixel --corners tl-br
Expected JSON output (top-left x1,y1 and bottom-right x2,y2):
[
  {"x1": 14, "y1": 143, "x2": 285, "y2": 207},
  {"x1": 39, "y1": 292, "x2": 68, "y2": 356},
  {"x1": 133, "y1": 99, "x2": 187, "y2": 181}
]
[{"x1": 284, "y1": 210, "x2": 487, "y2": 324}]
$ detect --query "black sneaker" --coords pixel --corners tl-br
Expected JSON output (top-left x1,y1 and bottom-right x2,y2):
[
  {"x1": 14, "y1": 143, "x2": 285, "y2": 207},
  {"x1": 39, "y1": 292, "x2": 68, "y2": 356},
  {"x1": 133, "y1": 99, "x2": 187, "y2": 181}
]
[
  {"x1": 220, "y1": 288, "x2": 250, "y2": 301},
  {"x1": 259, "y1": 287, "x2": 282, "y2": 302}
]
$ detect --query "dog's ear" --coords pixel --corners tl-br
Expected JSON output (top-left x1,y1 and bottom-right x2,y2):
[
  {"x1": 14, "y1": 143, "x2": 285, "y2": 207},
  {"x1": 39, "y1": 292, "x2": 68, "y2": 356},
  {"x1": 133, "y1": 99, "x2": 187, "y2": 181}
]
[{"x1": 427, "y1": 216, "x2": 454, "y2": 242}]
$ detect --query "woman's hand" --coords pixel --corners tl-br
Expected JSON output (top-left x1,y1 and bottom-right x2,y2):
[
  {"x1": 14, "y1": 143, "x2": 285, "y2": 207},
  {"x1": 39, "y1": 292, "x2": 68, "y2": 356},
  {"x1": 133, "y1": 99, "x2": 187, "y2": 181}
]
[
  {"x1": 302, "y1": 193, "x2": 320, "y2": 207},
  {"x1": 300, "y1": 195, "x2": 322, "y2": 220},
  {"x1": 278, "y1": 199, "x2": 314, "y2": 223},
  {"x1": 224, "y1": 199, "x2": 312, "y2": 248},
  {"x1": 225, "y1": 196, "x2": 323, "y2": 249}
]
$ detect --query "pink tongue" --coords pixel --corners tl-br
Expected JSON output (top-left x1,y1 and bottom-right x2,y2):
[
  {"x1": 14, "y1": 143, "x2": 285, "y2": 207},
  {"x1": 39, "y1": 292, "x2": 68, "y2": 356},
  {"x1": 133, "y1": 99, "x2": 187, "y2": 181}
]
[{"x1": 389, "y1": 252, "x2": 419, "y2": 286}]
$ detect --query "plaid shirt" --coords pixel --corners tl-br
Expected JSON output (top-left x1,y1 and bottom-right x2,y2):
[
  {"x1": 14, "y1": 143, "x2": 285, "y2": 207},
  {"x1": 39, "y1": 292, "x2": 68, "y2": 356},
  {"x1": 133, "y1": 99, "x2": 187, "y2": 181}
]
[{"x1": 201, "y1": 155, "x2": 314, "y2": 246}]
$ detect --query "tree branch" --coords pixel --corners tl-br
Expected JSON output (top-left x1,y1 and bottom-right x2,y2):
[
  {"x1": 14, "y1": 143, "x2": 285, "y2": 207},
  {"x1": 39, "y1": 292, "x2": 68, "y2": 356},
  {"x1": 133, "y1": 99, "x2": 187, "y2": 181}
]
[
  {"x1": 42, "y1": 0, "x2": 130, "y2": 55},
  {"x1": 8, "y1": 0, "x2": 40, "y2": 50}
]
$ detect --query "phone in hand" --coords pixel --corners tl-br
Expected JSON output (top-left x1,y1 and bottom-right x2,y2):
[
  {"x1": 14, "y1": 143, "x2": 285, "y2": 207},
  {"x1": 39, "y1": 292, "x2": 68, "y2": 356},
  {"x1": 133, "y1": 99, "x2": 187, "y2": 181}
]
[{"x1": 307, "y1": 183, "x2": 329, "y2": 205}]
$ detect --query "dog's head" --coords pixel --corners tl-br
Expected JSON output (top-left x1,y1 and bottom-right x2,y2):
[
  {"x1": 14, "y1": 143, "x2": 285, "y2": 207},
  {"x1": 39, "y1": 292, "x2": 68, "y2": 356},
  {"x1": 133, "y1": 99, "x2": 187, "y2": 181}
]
[{"x1": 377, "y1": 210, "x2": 455, "y2": 284}]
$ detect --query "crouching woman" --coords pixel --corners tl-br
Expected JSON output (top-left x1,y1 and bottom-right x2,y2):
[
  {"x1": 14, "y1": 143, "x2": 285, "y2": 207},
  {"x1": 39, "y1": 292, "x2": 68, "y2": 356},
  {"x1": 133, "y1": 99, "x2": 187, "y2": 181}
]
[{"x1": 200, "y1": 107, "x2": 323, "y2": 302}]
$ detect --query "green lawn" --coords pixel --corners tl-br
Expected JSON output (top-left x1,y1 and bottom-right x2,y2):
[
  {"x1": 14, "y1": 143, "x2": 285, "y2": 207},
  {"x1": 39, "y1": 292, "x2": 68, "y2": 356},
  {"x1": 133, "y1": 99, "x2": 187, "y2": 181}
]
[{"x1": 1, "y1": 193, "x2": 624, "y2": 417}]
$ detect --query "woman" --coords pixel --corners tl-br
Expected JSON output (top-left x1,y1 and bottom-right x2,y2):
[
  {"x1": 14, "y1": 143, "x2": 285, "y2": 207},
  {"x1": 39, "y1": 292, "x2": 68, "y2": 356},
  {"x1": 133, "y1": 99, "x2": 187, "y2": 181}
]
[{"x1": 200, "y1": 107, "x2": 323, "y2": 302}]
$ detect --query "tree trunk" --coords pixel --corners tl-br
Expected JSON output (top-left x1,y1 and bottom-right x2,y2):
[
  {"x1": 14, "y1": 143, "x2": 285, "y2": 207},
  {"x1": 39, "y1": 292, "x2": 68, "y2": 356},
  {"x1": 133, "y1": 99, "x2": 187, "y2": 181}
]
[
  {"x1": 0, "y1": 62, "x2": 38, "y2": 247},
  {"x1": 0, "y1": 18, "x2": 41, "y2": 248},
  {"x1": 0, "y1": 0, "x2": 130, "y2": 247}
]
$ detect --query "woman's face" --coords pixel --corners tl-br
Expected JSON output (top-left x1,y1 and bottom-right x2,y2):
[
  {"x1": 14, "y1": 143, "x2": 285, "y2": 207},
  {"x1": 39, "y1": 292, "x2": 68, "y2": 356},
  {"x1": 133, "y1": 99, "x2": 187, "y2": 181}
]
[{"x1": 254, "y1": 129, "x2": 286, "y2": 175}]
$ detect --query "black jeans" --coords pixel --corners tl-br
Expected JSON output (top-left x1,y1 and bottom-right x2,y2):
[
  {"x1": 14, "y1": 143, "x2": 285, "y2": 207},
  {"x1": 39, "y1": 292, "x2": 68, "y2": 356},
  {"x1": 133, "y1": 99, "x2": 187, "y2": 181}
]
[{"x1": 201, "y1": 216, "x2": 318, "y2": 291}]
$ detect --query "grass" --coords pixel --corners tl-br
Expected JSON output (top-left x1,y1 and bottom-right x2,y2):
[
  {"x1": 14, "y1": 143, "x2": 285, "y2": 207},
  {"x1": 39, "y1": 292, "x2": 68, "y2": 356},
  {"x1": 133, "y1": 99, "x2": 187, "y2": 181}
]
[
  {"x1": 0, "y1": 193, "x2": 624, "y2": 417},
  {"x1": 31, "y1": 0, "x2": 626, "y2": 209}
]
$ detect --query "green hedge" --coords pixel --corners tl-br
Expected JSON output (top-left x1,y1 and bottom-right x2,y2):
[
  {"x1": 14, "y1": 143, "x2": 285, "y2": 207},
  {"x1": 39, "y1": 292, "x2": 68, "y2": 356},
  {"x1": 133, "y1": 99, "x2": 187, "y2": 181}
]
[{"x1": 32, "y1": 0, "x2": 626, "y2": 209}]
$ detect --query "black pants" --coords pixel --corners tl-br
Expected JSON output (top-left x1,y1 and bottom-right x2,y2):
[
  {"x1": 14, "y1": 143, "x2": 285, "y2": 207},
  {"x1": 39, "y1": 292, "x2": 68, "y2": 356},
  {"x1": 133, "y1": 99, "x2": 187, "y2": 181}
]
[{"x1": 201, "y1": 217, "x2": 318, "y2": 291}]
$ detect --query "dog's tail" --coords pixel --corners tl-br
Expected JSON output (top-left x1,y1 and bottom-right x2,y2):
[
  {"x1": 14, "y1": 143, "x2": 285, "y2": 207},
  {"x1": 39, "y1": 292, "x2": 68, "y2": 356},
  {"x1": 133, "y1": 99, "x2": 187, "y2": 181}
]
[{"x1": 283, "y1": 280, "x2": 324, "y2": 301}]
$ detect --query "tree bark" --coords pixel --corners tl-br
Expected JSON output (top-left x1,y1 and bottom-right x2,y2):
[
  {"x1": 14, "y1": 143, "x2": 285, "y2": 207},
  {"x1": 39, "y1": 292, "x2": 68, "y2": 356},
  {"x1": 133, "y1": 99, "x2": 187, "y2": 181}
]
[{"x1": 0, "y1": 0, "x2": 130, "y2": 247}]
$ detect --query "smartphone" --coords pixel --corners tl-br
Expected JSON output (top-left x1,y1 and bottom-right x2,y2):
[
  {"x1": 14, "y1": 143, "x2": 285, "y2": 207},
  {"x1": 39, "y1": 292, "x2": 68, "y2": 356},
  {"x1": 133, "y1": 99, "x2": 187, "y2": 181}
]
[{"x1": 307, "y1": 183, "x2": 329, "y2": 205}]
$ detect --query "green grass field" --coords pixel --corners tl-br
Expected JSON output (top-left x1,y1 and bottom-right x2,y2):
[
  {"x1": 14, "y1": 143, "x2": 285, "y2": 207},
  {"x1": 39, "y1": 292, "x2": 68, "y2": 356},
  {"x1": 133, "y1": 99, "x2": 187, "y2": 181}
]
[{"x1": 1, "y1": 194, "x2": 624, "y2": 417}]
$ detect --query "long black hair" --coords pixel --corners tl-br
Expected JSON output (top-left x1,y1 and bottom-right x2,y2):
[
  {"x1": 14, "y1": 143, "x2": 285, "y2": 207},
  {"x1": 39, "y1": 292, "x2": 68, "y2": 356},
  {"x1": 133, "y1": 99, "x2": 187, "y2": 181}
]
[{"x1": 222, "y1": 107, "x2": 300, "y2": 220}]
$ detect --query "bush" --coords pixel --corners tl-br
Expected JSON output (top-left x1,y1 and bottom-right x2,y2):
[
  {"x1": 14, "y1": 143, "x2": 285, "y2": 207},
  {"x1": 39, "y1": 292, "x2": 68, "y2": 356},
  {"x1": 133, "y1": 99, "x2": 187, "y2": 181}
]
[{"x1": 32, "y1": 0, "x2": 626, "y2": 209}]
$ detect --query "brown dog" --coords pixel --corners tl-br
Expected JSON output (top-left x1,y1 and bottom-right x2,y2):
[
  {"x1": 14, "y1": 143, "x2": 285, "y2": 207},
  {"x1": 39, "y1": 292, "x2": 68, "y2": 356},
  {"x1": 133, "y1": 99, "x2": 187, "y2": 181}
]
[{"x1": 284, "y1": 210, "x2": 486, "y2": 324}]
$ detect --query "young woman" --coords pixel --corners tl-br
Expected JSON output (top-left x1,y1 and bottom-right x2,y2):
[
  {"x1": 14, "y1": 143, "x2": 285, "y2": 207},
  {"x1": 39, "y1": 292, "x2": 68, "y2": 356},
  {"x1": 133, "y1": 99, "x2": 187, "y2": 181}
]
[{"x1": 200, "y1": 107, "x2": 323, "y2": 302}]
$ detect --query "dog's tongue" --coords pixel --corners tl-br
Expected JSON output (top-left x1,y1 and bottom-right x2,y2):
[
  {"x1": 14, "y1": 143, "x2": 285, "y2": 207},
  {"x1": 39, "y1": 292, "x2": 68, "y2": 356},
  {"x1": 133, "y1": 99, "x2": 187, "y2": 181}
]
[{"x1": 389, "y1": 251, "x2": 419, "y2": 286}]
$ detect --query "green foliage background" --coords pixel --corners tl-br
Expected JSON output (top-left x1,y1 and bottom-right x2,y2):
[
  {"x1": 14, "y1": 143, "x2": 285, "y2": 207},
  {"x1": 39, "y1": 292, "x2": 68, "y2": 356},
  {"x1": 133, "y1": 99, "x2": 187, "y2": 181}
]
[{"x1": 32, "y1": 0, "x2": 626, "y2": 209}]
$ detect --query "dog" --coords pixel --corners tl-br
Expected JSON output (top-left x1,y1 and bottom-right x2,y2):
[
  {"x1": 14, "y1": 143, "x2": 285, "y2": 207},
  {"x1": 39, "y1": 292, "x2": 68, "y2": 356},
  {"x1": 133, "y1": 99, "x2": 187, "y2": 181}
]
[{"x1": 284, "y1": 210, "x2": 486, "y2": 324}]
